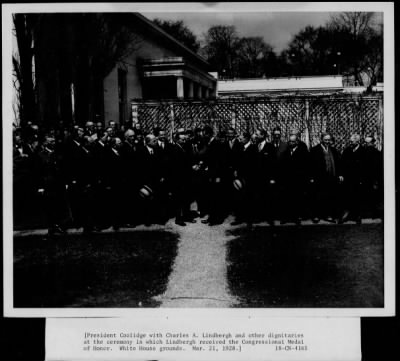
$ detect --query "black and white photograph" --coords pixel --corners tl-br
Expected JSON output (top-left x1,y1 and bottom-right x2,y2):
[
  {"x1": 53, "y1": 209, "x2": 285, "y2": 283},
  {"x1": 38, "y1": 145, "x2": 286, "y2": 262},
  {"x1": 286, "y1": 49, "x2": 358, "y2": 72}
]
[{"x1": 3, "y1": 2, "x2": 394, "y2": 316}]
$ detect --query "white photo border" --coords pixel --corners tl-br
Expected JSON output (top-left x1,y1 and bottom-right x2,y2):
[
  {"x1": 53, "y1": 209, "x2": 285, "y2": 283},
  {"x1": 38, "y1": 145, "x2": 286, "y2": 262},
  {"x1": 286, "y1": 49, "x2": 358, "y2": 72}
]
[{"x1": 3, "y1": 2, "x2": 395, "y2": 318}]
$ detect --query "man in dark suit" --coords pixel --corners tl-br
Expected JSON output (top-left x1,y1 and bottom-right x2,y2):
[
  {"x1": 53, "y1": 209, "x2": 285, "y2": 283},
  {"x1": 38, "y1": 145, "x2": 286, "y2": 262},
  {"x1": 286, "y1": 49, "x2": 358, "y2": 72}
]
[
  {"x1": 201, "y1": 126, "x2": 228, "y2": 225},
  {"x1": 92, "y1": 130, "x2": 111, "y2": 229},
  {"x1": 231, "y1": 131, "x2": 258, "y2": 226},
  {"x1": 254, "y1": 128, "x2": 277, "y2": 224},
  {"x1": 280, "y1": 133, "x2": 310, "y2": 225},
  {"x1": 103, "y1": 137, "x2": 126, "y2": 230},
  {"x1": 36, "y1": 135, "x2": 69, "y2": 235},
  {"x1": 361, "y1": 135, "x2": 383, "y2": 219},
  {"x1": 219, "y1": 127, "x2": 240, "y2": 218},
  {"x1": 271, "y1": 126, "x2": 288, "y2": 221},
  {"x1": 120, "y1": 129, "x2": 140, "y2": 226},
  {"x1": 271, "y1": 126, "x2": 288, "y2": 163},
  {"x1": 169, "y1": 132, "x2": 194, "y2": 226},
  {"x1": 62, "y1": 127, "x2": 90, "y2": 230},
  {"x1": 309, "y1": 133, "x2": 343, "y2": 223},
  {"x1": 189, "y1": 126, "x2": 209, "y2": 219},
  {"x1": 154, "y1": 127, "x2": 175, "y2": 222},
  {"x1": 340, "y1": 134, "x2": 364, "y2": 224},
  {"x1": 135, "y1": 134, "x2": 165, "y2": 225}
]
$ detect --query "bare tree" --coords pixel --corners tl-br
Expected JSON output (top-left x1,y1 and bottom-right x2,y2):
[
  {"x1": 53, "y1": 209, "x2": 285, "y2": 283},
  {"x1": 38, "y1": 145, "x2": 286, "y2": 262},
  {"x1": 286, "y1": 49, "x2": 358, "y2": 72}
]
[
  {"x1": 329, "y1": 12, "x2": 376, "y2": 38},
  {"x1": 328, "y1": 12, "x2": 382, "y2": 85},
  {"x1": 203, "y1": 25, "x2": 240, "y2": 78},
  {"x1": 237, "y1": 37, "x2": 275, "y2": 77},
  {"x1": 12, "y1": 14, "x2": 39, "y2": 126},
  {"x1": 152, "y1": 18, "x2": 200, "y2": 52}
]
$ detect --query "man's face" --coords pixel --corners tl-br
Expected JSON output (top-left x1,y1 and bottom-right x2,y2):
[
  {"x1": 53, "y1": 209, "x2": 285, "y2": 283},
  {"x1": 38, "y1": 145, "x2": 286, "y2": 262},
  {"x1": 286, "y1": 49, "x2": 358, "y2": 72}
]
[
  {"x1": 86, "y1": 122, "x2": 94, "y2": 133},
  {"x1": 96, "y1": 122, "x2": 103, "y2": 131},
  {"x1": 109, "y1": 121, "x2": 116, "y2": 129},
  {"x1": 45, "y1": 137, "x2": 56, "y2": 150},
  {"x1": 255, "y1": 130, "x2": 264, "y2": 143},
  {"x1": 177, "y1": 134, "x2": 186, "y2": 146},
  {"x1": 100, "y1": 132, "x2": 109, "y2": 143},
  {"x1": 227, "y1": 130, "x2": 235, "y2": 141},
  {"x1": 322, "y1": 135, "x2": 332, "y2": 147},
  {"x1": 288, "y1": 135, "x2": 298, "y2": 148},
  {"x1": 365, "y1": 136, "x2": 375, "y2": 147},
  {"x1": 195, "y1": 129, "x2": 204, "y2": 140},
  {"x1": 147, "y1": 136, "x2": 158, "y2": 148},
  {"x1": 114, "y1": 138, "x2": 122, "y2": 149},
  {"x1": 239, "y1": 134, "x2": 249, "y2": 144},
  {"x1": 77, "y1": 128, "x2": 85, "y2": 139},
  {"x1": 158, "y1": 131, "x2": 167, "y2": 142},
  {"x1": 273, "y1": 131, "x2": 281, "y2": 141},
  {"x1": 350, "y1": 135, "x2": 360, "y2": 146},
  {"x1": 126, "y1": 132, "x2": 135, "y2": 144},
  {"x1": 14, "y1": 134, "x2": 22, "y2": 146}
]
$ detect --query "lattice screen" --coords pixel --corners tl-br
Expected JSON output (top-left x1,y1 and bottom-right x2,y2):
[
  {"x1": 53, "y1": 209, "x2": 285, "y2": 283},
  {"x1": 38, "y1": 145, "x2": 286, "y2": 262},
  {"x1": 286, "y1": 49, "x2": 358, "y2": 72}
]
[{"x1": 133, "y1": 95, "x2": 383, "y2": 151}]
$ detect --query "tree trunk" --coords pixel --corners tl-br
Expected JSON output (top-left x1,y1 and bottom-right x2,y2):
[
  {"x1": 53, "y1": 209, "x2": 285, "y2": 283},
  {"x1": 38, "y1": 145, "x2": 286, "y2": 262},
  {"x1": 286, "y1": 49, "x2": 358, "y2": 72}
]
[{"x1": 13, "y1": 14, "x2": 37, "y2": 126}]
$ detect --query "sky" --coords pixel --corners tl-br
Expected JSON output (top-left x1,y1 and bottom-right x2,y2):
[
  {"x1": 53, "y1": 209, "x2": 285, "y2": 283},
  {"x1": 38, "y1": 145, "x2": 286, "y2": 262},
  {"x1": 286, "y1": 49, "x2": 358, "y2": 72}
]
[{"x1": 143, "y1": 12, "x2": 334, "y2": 53}]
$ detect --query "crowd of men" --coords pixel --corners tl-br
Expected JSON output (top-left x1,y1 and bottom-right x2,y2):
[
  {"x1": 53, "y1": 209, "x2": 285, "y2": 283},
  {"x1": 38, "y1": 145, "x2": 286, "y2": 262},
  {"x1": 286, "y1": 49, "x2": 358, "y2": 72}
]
[{"x1": 13, "y1": 120, "x2": 383, "y2": 235}]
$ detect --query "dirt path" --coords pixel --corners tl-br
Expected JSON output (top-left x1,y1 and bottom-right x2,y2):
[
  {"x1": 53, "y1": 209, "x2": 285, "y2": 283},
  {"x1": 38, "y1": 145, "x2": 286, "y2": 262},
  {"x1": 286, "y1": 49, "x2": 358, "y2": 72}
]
[{"x1": 154, "y1": 218, "x2": 240, "y2": 307}]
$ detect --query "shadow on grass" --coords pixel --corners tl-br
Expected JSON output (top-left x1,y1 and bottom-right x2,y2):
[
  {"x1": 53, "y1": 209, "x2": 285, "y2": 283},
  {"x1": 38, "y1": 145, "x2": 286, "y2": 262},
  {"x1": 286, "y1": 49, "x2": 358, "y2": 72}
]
[
  {"x1": 226, "y1": 224, "x2": 384, "y2": 307},
  {"x1": 14, "y1": 230, "x2": 179, "y2": 308}
]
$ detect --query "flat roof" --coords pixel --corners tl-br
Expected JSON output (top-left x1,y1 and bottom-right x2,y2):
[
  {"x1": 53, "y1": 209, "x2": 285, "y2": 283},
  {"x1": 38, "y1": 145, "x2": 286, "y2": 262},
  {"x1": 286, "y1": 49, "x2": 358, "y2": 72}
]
[{"x1": 218, "y1": 76, "x2": 344, "y2": 92}]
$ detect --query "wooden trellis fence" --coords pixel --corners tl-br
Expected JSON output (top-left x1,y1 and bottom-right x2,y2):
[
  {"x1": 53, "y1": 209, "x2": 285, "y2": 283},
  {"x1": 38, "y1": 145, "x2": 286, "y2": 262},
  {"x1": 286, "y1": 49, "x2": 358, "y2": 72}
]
[{"x1": 131, "y1": 94, "x2": 383, "y2": 152}]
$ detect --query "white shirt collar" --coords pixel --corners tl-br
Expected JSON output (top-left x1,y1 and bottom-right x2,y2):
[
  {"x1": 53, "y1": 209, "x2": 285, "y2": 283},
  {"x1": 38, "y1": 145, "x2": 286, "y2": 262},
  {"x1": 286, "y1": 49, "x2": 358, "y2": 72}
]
[{"x1": 243, "y1": 141, "x2": 252, "y2": 150}]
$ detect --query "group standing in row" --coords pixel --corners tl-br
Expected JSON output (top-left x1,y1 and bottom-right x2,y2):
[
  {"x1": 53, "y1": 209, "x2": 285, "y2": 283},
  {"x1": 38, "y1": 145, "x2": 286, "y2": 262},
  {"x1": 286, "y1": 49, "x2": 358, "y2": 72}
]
[{"x1": 13, "y1": 121, "x2": 383, "y2": 234}]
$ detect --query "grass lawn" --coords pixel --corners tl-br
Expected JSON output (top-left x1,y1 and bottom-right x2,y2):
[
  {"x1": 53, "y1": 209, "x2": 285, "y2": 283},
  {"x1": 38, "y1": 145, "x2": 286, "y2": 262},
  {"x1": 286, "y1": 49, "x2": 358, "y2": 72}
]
[
  {"x1": 226, "y1": 223, "x2": 384, "y2": 307},
  {"x1": 14, "y1": 230, "x2": 179, "y2": 307}
]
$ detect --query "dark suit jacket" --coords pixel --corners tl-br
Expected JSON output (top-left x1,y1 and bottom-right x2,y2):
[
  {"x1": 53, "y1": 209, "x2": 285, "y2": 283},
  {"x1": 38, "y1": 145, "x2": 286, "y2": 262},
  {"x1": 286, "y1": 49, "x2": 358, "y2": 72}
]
[
  {"x1": 341, "y1": 145, "x2": 364, "y2": 184},
  {"x1": 280, "y1": 143, "x2": 310, "y2": 185},
  {"x1": 310, "y1": 143, "x2": 342, "y2": 181},
  {"x1": 272, "y1": 140, "x2": 288, "y2": 163},
  {"x1": 169, "y1": 143, "x2": 193, "y2": 190},
  {"x1": 136, "y1": 145, "x2": 163, "y2": 189},
  {"x1": 36, "y1": 148, "x2": 65, "y2": 192},
  {"x1": 234, "y1": 143, "x2": 258, "y2": 184},
  {"x1": 361, "y1": 146, "x2": 382, "y2": 186},
  {"x1": 256, "y1": 141, "x2": 277, "y2": 181},
  {"x1": 103, "y1": 148, "x2": 126, "y2": 189}
]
